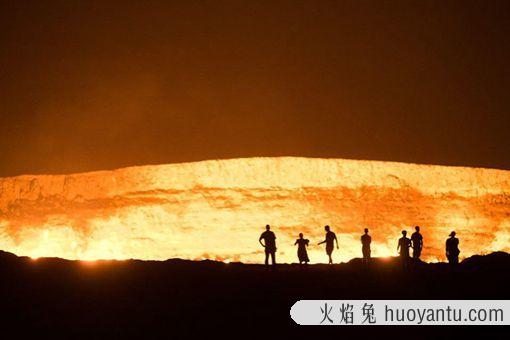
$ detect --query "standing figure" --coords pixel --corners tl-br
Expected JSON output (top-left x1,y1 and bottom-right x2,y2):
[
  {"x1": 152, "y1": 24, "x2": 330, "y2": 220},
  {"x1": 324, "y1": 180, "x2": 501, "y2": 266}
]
[
  {"x1": 361, "y1": 228, "x2": 371, "y2": 265},
  {"x1": 411, "y1": 226, "x2": 423, "y2": 260},
  {"x1": 446, "y1": 231, "x2": 460, "y2": 266},
  {"x1": 318, "y1": 225, "x2": 338, "y2": 264},
  {"x1": 259, "y1": 225, "x2": 277, "y2": 266},
  {"x1": 294, "y1": 233, "x2": 310, "y2": 265},
  {"x1": 397, "y1": 230, "x2": 411, "y2": 269}
]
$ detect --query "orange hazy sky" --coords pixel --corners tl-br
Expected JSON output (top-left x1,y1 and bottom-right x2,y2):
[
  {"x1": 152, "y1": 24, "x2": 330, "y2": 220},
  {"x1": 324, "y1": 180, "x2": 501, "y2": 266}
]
[{"x1": 1, "y1": 0, "x2": 509, "y2": 176}]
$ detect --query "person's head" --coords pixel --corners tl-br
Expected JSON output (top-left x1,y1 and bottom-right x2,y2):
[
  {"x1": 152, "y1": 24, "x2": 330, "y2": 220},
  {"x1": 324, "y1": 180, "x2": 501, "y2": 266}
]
[
  {"x1": 402, "y1": 230, "x2": 407, "y2": 237},
  {"x1": 325, "y1": 225, "x2": 330, "y2": 232},
  {"x1": 364, "y1": 228, "x2": 369, "y2": 234},
  {"x1": 299, "y1": 233, "x2": 303, "y2": 238},
  {"x1": 265, "y1": 224, "x2": 270, "y2": 231},
  {"x1": 415, "y1": 226, "x2": 420, "y2": 232},
  {"x1": 449, "y1": 231, "x2": 456, "y2": 237}
]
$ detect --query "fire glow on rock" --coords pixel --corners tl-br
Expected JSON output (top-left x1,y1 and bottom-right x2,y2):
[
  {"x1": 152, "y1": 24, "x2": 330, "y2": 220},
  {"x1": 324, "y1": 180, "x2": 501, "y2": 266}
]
[{"x1": 0, "y1": 157, "x2": 509, "y2": 263}]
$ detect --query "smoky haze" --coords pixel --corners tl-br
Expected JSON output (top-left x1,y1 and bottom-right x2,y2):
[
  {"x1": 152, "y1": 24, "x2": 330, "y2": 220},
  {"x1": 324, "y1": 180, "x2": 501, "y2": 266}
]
[{"x1": 1, "y1": 0, "x2": 509, "y2": 177}]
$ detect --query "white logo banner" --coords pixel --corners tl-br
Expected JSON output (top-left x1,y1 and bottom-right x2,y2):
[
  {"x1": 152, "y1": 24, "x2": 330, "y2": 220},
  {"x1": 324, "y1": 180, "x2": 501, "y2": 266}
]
[{"x1": 290, "y1": 300, "x2": 510, "y2": 325}]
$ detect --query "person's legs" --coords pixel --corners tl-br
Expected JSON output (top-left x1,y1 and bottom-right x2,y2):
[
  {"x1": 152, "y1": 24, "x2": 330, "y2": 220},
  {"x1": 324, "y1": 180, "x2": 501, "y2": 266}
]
[
  {"x1": 265, "y1": 251, "x2": 269, "y2": 266},
  {"x1": 271, "y1": 251, "x2": 276, "y2": 265},
  {"x1": 327, "y1": 247, "x2": 333, "y2": 264},
  {"x1": 363, "y1": 249, "x2": 370, "y2": 265},
  {"x1": 414, "y1": 248, "x2": 421, "y2": 260},
  {"x1": 448, "y1": 255, "x2": 458, "y2": 271},
  {"x1": 401, "y1": 255, "x2": 408, "y2": 269}
]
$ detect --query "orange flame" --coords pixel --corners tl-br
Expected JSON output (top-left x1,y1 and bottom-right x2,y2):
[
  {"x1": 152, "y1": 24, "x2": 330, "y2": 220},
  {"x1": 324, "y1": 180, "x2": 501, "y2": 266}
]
[{"x1": 0, "y1": 157, "x2": 509, "y2": 263}]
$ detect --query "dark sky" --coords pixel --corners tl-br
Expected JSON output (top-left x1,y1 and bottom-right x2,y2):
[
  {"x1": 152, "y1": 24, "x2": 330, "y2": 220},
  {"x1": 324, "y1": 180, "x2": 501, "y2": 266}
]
[{"x1": 1, "y1": 0, "x2": 509, "y2": 177}]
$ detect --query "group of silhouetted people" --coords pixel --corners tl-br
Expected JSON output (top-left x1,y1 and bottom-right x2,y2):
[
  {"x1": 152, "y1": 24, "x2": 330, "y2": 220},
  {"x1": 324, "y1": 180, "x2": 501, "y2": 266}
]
[
  {"x1": 397, "y1": 227, "x2": 422, "y2": 269},
  {"x1": 259, "y1": 225, "x2": 338, "y2": 266},
  {"x1": 259, "y1": 224, "x2": 460, "y2": 267}
]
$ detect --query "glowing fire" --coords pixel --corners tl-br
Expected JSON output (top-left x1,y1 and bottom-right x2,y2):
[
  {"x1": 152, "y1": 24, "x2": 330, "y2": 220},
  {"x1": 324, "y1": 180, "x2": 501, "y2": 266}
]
[{"x1": 0, "y1": 157, "x2": 509, "y2": 263}]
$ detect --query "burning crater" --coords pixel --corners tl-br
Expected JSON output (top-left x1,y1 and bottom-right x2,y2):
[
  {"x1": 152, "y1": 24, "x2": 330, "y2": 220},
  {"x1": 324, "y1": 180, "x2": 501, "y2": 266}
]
[{"x1": 0, "y1": 157, "x2": 509, "y2": 263}]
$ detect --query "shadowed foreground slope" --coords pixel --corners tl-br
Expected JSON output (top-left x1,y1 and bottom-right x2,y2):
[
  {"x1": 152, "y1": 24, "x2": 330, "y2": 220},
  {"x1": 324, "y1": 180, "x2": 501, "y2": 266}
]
[{"x1": 1, "y1": 251, "x2": 508, "y2": 337}]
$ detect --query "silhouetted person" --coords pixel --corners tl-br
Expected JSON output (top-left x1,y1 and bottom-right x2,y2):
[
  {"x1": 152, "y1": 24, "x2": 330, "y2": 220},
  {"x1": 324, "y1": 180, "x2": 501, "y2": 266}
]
[
  {"x1": 361, "y1": 228, "x2": 371, "y2": 265},
  {"x1": 318, "y1": 225, "x2": 338, "y2": 264},
  {"x1": 397, "y1": 230, "x2": 411, "y2": 269},
  {"x1": 446, "y1": 231, "x2": 460, "y2": 266},
  {"x1": 411, "y1": 226, "x2": 423, "y2": 261},
  {"x1": 294, "y1": 233, "x2": 310, "y2": 265},
  {"x1": 259, "y1": 225, "x2": 277, "y2": 266}
]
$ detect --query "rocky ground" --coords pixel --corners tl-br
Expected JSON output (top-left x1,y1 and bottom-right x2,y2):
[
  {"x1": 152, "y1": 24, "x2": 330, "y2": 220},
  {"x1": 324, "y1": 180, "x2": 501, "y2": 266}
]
[{"x1": 1, "y1": 250, "x2": 508, "y2": 338}]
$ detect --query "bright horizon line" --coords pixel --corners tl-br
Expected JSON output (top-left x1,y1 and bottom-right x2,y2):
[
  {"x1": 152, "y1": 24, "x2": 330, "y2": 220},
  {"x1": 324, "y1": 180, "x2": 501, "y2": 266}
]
[
  {"x1": 6, "y1": 250, "x2": 504, "y2": 265},
  {"x1": 4, "y1": 156, "x2": 510, "y2": 179}
]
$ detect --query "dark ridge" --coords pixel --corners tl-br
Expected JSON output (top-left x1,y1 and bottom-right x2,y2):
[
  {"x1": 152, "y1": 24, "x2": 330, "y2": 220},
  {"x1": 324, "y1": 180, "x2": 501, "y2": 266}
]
[
  {"x1": 460, "y1": 251, "x2": 510, "y2": 267},
  {"x1": 1, "y1": 250, "x2": 507, "y2": 338},
  {"x1": 2, "y1": 249, "x2": 509, "y2": 267}
]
